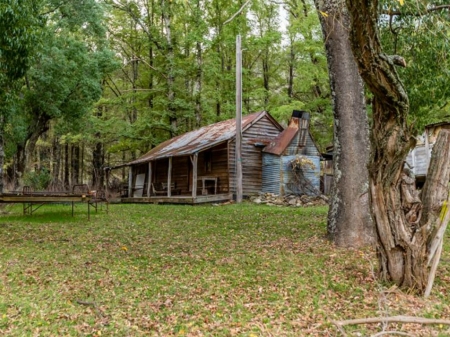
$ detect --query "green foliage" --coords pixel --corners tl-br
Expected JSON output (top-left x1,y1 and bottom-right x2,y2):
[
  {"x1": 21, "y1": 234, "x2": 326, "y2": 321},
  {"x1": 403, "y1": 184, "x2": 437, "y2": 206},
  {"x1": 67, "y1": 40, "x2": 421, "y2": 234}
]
[
  {"x1": 22, "y1": 167, "x2": 51, "y2": 190},
  {"x1": 379, "y1": 1, "x2": 450, "y2": 132},
  {"x1": 0, "y1": 0, "x2": 119, "y2": 178},
  {"x1": 0, "y1": 0, "x2": 43, "y2": 81},
  {"x1": 99, "y1": 0, "x2": 332, "y2": 161}
]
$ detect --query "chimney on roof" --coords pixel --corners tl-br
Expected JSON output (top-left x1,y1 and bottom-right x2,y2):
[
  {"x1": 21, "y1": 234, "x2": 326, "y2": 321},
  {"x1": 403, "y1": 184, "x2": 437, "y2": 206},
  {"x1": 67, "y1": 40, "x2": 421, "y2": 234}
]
[
  {"x1": 291, "y1": 110, "x2": 310, "y2": 148},
  {"x1": 292, "y1": 110, "x2": 310, "y2": 120}
]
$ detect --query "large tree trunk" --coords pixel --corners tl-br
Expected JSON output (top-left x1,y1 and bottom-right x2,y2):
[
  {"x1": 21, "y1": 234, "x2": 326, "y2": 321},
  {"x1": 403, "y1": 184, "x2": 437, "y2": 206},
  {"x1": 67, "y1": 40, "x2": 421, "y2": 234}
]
[
  {"x1": 13, "y1": 111, "x2": 50, "y2": 184},
  {"x1": 315, "y1": 0, "x2": 374, "y2": 247},
  {"x1": 346, "y1": 0, "x2": 450, "y2": 292}
]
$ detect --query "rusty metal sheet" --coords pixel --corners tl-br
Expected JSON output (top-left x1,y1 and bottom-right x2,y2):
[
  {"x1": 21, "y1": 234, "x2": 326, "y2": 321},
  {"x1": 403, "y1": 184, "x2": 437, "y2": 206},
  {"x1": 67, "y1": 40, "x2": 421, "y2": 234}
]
[
  {"x1": 263, "y1": 118, "x2": 300, "y2": 156},
  {"x1": 128, "y1": 111, "x2": 271, "y2": 165}
]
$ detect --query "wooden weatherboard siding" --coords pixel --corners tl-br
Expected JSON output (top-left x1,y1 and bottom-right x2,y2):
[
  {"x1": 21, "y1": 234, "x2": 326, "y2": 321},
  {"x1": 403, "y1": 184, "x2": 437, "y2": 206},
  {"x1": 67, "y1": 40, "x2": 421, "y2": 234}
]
[{"x1": 229, "y1": 115, "x2": 282, "y2": 195}]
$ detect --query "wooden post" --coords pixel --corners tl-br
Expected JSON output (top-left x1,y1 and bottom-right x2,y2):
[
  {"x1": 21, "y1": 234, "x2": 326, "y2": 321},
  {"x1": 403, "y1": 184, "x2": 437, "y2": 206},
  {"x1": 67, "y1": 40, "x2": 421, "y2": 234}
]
[
  {"x1": 128, "y1": 166, "x2": 133, "y2": 197},
  {"x1": 147, "y1": 162, "x2": 152, "y2": 197},
  {"x1": 191, "y1": 153, "x2": 198, "y2": 198},
  {"x1": 168, "y1": 157, "x2": 172, "y2": 197},
  {"x1": 235, "y1": 35, "x2": 243, "y2": 203}
]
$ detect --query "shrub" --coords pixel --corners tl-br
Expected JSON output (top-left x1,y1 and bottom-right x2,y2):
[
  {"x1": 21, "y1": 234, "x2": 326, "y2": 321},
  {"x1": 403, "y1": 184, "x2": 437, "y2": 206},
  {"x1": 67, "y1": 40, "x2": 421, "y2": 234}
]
[{"x1": 23, "y1": 168, "x2": 52, "y2": 191}]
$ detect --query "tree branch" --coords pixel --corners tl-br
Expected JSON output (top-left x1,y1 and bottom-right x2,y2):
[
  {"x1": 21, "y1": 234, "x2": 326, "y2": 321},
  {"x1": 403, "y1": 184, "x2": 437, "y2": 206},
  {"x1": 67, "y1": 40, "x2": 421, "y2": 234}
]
[
  {"x1": 223, "y1": 0, "x2": 252, "y2": 25},
  {"x1": 333, "y1": 315, "x2": 450, "y2": 328},
  {"x1": 371, "y1": 332, "x2": 415, "y2": 337},
  {"x1": 383, "y1": 5, "x2": 450, "y2": 16},
  {"x1": 388, "y1": 55, "x2": 407, "y2": 68}
]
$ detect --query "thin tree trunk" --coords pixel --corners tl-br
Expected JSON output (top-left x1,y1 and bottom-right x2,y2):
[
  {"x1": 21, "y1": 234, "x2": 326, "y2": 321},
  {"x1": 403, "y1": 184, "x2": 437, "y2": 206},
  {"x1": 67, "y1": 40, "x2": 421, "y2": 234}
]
[
  {"x1": 315, "y1": 0, "x2": 374, "y2": 247},
  {"x1": 93, "y1": 140, "x2": 103, "y2": 189},
  {"x1": 81, "y1": 143, "x2": 84, "y2": 184},
  {"x1": 162, "y1": 0, "x2": 177, "y2": 135},
  {"x1": 71, "y1": 144, "x2": 80, "y2": 185},
  {"x1": 52, "y1": 137, "x2": 61, "y2": 186},
  {"x1": 287, "y1": 39, "x2": 294, "y2": 100},
  {"x1": 194, "y1": 9, "x2": 202, "y2": 129},
  {"x1": 64, "y1": 143, "x2": 70, "y2": 190}
]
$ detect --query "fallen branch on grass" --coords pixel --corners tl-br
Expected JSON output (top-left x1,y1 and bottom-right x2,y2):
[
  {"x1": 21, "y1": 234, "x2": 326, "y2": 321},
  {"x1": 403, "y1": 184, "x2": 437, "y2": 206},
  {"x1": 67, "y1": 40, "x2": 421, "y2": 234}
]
[
  {"x1": 76, "y1": 299, "x2": 97, "y2": 306},
  {"x1": 371, "y1": 331, "x2": 415, "y2": 337},
  {"x1": 333, "y1": 315, "x2": 450, "y2": 336},
  {"x1": 76, "y1": 299, "x2": 107, "y2": 321}
]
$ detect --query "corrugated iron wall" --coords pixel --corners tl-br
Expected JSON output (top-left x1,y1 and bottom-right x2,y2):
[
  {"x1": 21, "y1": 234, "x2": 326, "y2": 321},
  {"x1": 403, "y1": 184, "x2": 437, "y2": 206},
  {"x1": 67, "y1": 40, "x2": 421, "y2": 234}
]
[
  {"x1": 262, "y1": 154, "x2": 282, "y2": 194},
  {"x1": 282, "y1": 155, "x2": 320, "y2": 195},
  {"x1": 262, "y1": 154, "x2": 320, "y2": 195}
]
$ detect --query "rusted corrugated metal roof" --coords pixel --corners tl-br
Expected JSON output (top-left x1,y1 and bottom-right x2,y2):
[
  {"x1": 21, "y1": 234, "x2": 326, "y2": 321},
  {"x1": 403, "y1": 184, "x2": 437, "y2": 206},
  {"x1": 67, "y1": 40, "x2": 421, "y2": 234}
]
[
  {"x1": 263, "y1": 118, "x2": 300, "y2": 155},
  {"x1": 128, "y1": 111, "x2": 278, "y2": 165}
]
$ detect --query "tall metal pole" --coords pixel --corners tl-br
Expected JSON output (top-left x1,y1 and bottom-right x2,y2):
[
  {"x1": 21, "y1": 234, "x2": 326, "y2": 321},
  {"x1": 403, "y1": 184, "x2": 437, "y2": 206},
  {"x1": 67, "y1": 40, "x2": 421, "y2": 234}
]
[{"x1": 235, "y1": 35, "x2": 243, "y2": 203}]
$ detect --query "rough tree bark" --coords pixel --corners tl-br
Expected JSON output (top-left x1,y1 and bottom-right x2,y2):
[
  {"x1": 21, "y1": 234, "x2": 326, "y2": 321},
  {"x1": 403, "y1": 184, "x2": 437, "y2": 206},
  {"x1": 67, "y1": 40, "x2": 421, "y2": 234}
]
[
  {"x1": 315, "y1": 0, "x2": 375, "y2": 247},
  {"x1": 346, "y1": 0, "x2": 450, "y2": 292}
]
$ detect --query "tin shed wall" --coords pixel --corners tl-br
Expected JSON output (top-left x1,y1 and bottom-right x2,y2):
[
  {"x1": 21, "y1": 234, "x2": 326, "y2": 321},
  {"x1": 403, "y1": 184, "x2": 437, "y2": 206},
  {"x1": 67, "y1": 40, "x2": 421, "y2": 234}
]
[
  {"x1": 262, "y1": 154, "x2": 282, "y2": 194},
  {"x1": 282, "y1": 155, "x2": 320, "y2": 195},
  {"x1": 262, "y1": 154, "x2": 320, "y2": 196}
]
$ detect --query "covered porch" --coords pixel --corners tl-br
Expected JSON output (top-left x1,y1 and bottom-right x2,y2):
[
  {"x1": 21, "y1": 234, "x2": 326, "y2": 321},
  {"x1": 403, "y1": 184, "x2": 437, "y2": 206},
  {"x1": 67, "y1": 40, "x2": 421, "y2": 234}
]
[
  {"x1": 120, "y1": 142, "x2": 232, "y2": 204},
  {"x1": 121, "y1": 193, "x2": 233, "y2": 204}
]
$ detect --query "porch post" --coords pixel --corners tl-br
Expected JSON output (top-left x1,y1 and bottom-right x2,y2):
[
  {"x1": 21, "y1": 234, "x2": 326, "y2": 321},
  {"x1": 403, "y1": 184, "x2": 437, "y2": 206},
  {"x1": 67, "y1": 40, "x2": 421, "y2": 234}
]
[
  {"x1": 128, "y1": 166, "x2": 133, "y2": 197},
  {"x1": 147, "y1": 162, "x2": 152, "y2": 197},
  {"x1": 191, "y1": 153, "x2": 198, "y2": 198},
  {"x1": 168, "y1": 157, "x2": 172, "y2": 197}
]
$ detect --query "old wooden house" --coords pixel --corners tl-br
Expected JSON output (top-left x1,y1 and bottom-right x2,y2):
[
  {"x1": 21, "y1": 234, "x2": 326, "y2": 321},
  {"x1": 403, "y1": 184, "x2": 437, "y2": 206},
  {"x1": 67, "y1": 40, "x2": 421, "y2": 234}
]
[
  {"x1": 406, "y1": 121, "x2": 450, "y2": 183},
  {"x1": 119, "y1": 111, "x2": 283, "y2": 204},
  {"x1": 261, "y1": 111, "x2": 321, "y2": 196}
]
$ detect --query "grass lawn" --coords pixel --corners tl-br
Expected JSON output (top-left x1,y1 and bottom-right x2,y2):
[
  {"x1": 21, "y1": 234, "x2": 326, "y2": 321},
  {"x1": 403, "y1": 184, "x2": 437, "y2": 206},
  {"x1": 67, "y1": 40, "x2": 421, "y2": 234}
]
[{"x1": 1, "y1": 202, "x2": 450, "y2": 336}]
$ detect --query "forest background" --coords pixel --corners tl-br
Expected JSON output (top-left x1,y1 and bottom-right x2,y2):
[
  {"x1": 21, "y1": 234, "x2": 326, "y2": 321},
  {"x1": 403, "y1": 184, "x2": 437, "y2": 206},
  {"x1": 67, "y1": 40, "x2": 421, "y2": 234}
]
[{"x1": 0, "y1": 0, "x2": 449, "y2": 191}]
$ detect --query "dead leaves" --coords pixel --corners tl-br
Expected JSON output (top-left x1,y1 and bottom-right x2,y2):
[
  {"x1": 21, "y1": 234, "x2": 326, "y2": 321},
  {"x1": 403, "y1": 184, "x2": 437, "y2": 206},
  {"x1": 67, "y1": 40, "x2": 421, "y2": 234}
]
[{"x1": 1, "y1": 204, "x2": 450, "y2": 336}]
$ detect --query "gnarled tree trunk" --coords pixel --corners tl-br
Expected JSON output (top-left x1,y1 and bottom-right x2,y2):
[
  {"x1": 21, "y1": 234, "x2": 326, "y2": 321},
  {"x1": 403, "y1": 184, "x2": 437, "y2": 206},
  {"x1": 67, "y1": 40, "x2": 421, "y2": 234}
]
[{"x1": 346, "y1": 0, "x2": 450, "y2": 293}]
